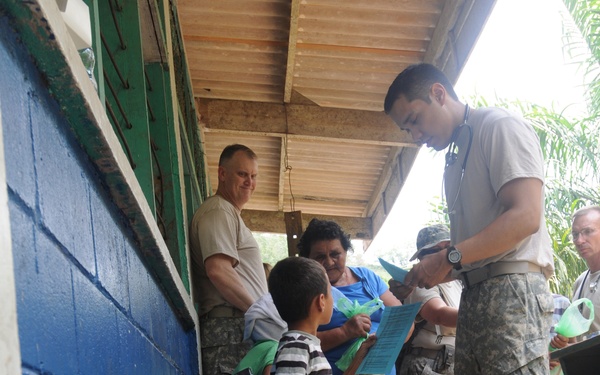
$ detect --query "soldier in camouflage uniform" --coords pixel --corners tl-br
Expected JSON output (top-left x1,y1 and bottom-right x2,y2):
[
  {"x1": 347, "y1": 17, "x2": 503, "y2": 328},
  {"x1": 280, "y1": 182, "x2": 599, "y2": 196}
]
[
  {"x1": 385, "y1": 64, "x2": 554, "y2": 374},
  {"x1": 190, "y1": 145, "x2": 268, "y2": 374}
]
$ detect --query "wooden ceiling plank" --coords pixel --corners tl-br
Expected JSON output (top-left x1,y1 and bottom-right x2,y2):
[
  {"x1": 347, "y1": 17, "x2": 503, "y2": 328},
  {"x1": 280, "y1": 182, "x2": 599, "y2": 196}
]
[
  {"x1": 296, "y1": 33, "x2": 430, "y2": 51},
  {"x1": 423, "y1": 0, "x2": 460, "y2": 65},
  {"x1": 179, "y1": 11, "x2": 291, "y2": 33},
  {"x1": 291, "y1": 79, "x2": 388, "y2": 96},
  {"x1": 191, "y1": 72, "x2": 284, "y2": 85},
  {"x1": 290, "y1": 68, "x2": 405, "y2": 84},
  {"x1": 297, "y1": 19, "x2": 434, "y2": 40},
  {"x1": 190, "y1": 61, "x2": 285, "y2": 76},
  {"x1": 289, "y1": 87, "x2": 385, "y2": 103},
  {"x1": 284, "y1": 0, "x2": 301, "y2": 103},
  {"x1": 186, "y1": 49, "x2": 287, "y2": 65},
  {"x1": 291, "y1": 94, "x2": 388, "y2": 112},
  {"x1": 298, "y1": 6, "x2": 440, "y2": 25},
  {"x1": 139, "y1": 0, "x2": 166, "y2": 63},
  {"x1": 194, "y1": 80, "x2": 282, "y2": 95},
  {"x1": 178, "y1": 0, "x2": 291, "y2": 15},
  {"x1": 294, "y1": 55, "x2": 418, "y2": 75},
  {"x1": 289, "y1": 196, "x2": 368, "y2": 206},
  {"x1": 363, "y1": 147, "x2": 401, "y2": 217},
  {"x1": 185, "y1": 40, "x2": 288, "y2": 54},
  {"x1": 296, "y1": 43, "x2": 424, "y2": 58},
  {"x1": 299, "y1": 0, "x2": 442, "y2": 13},
  {"x1": 183, "y1": 27, "x2": 288, "y2": 47},
  {"x1": 196, "y1": 90, "x2": 283, "y2": 103}
]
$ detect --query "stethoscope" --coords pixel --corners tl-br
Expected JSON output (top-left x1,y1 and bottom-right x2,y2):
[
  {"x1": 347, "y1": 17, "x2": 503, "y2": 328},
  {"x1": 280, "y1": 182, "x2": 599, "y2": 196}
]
[{"x1": 443, "y1": 104, "x2": 473, "y2": 216}]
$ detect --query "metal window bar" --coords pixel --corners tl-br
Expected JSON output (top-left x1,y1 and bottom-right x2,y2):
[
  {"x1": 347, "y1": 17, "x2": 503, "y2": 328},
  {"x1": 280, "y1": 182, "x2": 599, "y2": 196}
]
[
  {"x1": 103, "y1": 70, "x2": 132, "y2": 129},
  {"x1": 105, "y1": 99, "x2": 136, "y2": 169},
  {"x1": 108, "y1": 0, "x2": 126, "y2": 49},
  {"x1": 100, "y1": 32, "x2": 128, "y2": 89}
]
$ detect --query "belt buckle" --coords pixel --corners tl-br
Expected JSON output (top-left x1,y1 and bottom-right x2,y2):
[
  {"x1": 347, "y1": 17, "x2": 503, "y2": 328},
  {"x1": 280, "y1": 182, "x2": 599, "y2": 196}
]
[{"x1": 463, "y1": 265, "x2": 492, "y2": 288}]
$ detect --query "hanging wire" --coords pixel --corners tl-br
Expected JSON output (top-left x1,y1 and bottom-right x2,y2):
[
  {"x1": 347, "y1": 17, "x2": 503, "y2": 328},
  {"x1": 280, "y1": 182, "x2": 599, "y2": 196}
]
[{"x1": 283, "y1": 105, "x2": 295, "y2": 212}]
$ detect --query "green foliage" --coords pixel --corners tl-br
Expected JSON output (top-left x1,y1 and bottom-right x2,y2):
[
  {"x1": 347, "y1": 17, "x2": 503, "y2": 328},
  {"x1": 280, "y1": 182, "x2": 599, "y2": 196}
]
[
  {"x1": 253, "y1": 232, "x2": 288, "y2": 267},
  {"x1": 345, "y1": 240, "x2": 414, "y2": 282},
  {"x1": 562, "y1": 0, "x2": 600, "y2": 116}
]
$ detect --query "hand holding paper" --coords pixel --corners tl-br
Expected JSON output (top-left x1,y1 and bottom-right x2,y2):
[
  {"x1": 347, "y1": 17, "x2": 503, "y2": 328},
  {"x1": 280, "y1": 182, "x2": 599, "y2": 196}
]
[
  {"x1": 378, "y1": 257, "x2": 409, "y2": 283},
  {"x1": 356, "y1": 303, "x2": 421, "y2": 374}
]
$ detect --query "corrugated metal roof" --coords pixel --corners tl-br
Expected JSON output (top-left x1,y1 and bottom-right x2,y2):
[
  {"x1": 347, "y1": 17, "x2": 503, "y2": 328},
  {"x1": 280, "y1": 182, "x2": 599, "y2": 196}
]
[{"x1": 178, "y1": 0, "x2": 496, "y2": 243}]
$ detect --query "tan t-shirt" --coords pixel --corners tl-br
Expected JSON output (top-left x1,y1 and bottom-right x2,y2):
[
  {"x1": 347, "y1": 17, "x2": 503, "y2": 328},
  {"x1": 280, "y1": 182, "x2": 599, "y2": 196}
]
[
  {"x1": 406, "y1": 280, "x2": 462, "y2": 350},
  {"x1": 190, "y1": 195, "x2": 268, "y2": 316},
  {"x1": 445, "y1": 107, "x2": 554, "y2": 279}
]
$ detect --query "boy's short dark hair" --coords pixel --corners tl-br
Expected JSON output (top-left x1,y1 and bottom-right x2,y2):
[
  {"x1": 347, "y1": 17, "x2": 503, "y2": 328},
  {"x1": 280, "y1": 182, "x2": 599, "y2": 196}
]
[
  {"x1": 297, "y1": 218, "x2": 353, "y2": 258},
  {"x1": 269, "y1": 256, "x2": 329, "y2": 325},
  {"x1": 384, "y1": 63, "x2": 459, "y2": 114}
]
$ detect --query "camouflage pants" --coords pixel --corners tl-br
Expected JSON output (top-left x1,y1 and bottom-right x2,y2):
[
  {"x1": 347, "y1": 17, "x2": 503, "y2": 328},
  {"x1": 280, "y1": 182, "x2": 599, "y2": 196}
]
[
  {"x1": 455, "y1": 272, "x2": 553, "y2": 375},
  {"x1": 200, "y1": 316, "x2": 252, "y2": 375},
  {"x1": 398, "y1": 349, "x2": 455, "y2": 375}
]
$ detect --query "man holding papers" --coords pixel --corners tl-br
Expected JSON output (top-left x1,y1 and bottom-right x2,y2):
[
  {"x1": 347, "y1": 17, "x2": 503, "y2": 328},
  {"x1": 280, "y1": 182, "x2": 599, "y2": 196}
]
[{"x1": 390, "y1": 225, "x2": 461, "y2": 375}]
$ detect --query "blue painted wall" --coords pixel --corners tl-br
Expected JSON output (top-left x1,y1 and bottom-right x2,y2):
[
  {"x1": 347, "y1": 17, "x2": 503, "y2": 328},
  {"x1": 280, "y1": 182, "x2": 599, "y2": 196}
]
[{"x1": 0, "y1": 16, "x2": 198, "y2": 375}]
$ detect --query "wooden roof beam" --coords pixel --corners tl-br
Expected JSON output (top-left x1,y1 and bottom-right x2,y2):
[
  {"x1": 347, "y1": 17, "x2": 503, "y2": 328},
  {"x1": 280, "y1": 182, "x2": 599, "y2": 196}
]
[
  {"x1": 242, "y1": 210, "x2": 373, "y2": 241},
  {"x1": 200, "y1": 99, "x2": 416, "y2": 147},
  {"x1": 425, "y1": 0, "x2": 497, "y2": 83}
]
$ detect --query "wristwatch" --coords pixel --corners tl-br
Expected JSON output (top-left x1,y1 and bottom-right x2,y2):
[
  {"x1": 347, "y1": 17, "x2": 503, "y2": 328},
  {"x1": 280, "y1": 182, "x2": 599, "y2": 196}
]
[{"x1": 446, "y1": 246, "x2": 462, "y2": 270}]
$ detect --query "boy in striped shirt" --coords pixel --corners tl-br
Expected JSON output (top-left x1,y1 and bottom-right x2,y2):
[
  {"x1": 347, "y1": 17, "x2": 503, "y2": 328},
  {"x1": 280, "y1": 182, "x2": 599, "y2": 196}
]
[{"x1": 269, "y1": 257, "x2": 374, "y2": 375}]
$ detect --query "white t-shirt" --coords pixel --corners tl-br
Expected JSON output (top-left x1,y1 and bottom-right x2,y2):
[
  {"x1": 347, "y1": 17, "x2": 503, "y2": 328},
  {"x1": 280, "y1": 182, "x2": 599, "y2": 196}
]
[{"x1": 572, "y1": 269, "x2": 600, "y2": 338}]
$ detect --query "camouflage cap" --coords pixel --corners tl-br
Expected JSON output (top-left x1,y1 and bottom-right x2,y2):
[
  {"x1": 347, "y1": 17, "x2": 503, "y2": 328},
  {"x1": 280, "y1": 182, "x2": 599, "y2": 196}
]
[{"x1": 409, "y1": 224, "x2": 451, "y2": 261}]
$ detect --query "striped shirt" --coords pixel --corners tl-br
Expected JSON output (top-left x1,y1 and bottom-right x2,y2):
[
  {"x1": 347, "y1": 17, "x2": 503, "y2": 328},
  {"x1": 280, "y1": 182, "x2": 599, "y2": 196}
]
[
  {"x1": 551, "y1": 294, "x2": 571, "y2": 338},
  {"x1": 272, "y1": 331, "x2": 332, "y2": 375}
]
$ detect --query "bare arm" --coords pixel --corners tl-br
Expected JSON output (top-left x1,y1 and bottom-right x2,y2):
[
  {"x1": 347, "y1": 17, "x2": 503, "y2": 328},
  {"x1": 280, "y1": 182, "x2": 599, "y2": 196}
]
[
  {"x1": 419, "y1": 297, "x2": 458, "y2": 328},
  {"x1": 379, "y1": 289, "x2": 401, "y2": 307},
  {"x1": 454, "y1": 177, "x2": 543, "y2": 264},
  {"x1": 317, "y1": 314, "x2": 372, "y2": 352},
  {"x1": 205, "y1": 254, "x2": 255, "y2": 312},
  {"x1": 405, "y1": 177, "x2": 543, "y2": 289},
  {"x1": 343, "y1": 335, "x2": 376, "y2": 375}
]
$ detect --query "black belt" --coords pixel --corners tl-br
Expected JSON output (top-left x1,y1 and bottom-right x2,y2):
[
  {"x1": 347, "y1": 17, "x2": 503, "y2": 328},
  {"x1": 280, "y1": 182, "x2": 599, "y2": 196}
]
[
  {"x1": 203, "y1": 305, "x2": 244, "y2": 318},
  {"x1": 461, "y1": 261, "x2": 542, "y2": 289}
]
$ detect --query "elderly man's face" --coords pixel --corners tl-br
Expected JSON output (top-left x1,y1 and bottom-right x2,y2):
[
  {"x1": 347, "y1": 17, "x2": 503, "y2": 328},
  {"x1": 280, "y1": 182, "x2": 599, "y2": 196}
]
[
  {"x1": 218, "y1": 150, "x2": 258, "y2": 210},
  {"x1": 572, "y1": 210, "x2": 600, "y2": 263}
]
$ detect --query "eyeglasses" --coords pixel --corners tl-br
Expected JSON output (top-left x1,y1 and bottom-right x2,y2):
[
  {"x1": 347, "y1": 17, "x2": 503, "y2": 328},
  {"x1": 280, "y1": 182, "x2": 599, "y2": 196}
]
[{"x1": 570, "y1": 227, "x2": 597, "y2": 241}]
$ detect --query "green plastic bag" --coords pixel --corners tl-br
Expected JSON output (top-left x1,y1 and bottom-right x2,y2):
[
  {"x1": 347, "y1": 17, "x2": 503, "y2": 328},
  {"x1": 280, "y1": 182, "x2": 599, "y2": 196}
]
[
  {"x1": 554, "y1": 298, "x2": 594, "y2": 338},
  {"x1": 334, "y1": 297, "x2": 384, "y2": 371},
  {"x1": 549, "y1": 298, "x2": 594, "y2": 375}
]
